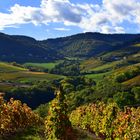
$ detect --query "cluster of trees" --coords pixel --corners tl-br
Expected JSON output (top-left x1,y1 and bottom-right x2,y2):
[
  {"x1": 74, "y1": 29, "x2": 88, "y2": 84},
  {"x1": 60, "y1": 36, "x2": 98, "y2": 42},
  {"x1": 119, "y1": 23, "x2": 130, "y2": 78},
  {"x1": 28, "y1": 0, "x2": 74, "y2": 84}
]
[
  {"x1": 4, "y1": 82, "x2": 55, "y2": 109},
  {"x1": 61, "y1": 77, "x2": 131, "y2": 111},
  {"x1": 22, "y1": 60, "x2": 81, "y2": 75},
  {"x1": 50, "y1": 60, "x2": 80, "y2": 76},
  {"x1": 113, "y1": 86, "x2": 140, "y2": 108},
  {"x1": 60, "y1": 77, "x2": 96, "y2": 111},
  {"x1": 94, "y1": 79, "x2": 123, "y2": 102},
  {"x1": 3, "y1": 74, "x2": 140, "y2": 111}
]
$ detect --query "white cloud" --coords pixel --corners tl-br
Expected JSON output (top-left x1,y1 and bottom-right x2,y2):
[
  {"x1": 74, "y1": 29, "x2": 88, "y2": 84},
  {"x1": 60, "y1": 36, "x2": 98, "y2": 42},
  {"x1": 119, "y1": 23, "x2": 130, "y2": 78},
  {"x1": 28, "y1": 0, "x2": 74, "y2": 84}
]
[
  {"x1": 0, "y1": 0, "x2": 140, "y2": 33},
  {"x1": 41, "y1": 0, "x2": 82, "y2": 23},
  {"x1": 0, "y1": 4, "x2": 40, "y2": 29},
  {"x1": 54, "y1": 27, "x2": 70, "y2": 31},
  {"x1": 102, "y1": 0, "x2": 140, "y2": 24}
]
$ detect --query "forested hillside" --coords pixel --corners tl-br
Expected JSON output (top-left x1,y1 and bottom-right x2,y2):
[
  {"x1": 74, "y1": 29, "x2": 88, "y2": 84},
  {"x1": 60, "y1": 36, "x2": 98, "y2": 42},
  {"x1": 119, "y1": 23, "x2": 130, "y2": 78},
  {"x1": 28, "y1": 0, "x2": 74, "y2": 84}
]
[{"x1": 0, "y1": 32, "x2": 140, "y2": 62}]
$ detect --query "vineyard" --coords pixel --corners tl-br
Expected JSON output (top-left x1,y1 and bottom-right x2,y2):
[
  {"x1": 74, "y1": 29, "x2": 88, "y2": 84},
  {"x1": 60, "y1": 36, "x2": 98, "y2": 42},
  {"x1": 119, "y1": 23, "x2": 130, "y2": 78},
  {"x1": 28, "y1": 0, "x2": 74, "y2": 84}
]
[
  {"x1": 0, "y1": 95, "x2": 42, "y2": 137},
  {"x1": 0, "y1": 91, "x2": 140, "y2": 139},
  {"x1": 70, "y1": 102, "x2": 140, "y2": 140},
  {"x1": 0, "y1": 89, "x2": 77, "y2": 140}
]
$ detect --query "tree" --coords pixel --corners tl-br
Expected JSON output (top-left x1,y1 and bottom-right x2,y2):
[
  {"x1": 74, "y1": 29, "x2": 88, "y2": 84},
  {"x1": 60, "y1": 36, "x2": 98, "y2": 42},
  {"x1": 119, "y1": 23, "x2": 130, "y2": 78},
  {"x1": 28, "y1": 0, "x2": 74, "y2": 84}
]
[
  {"x1": 113, "y1": 92, "x2": 135, "y2": 108},
  {"x1": 131, "y1": 87, "x2": 140, "y2": 103},
  {"x1": 45, "y1": 87, "x2": 76, "y2": 140},
  {"x1": 95, "y1": 79, "x2": 123, "y2": 102}
]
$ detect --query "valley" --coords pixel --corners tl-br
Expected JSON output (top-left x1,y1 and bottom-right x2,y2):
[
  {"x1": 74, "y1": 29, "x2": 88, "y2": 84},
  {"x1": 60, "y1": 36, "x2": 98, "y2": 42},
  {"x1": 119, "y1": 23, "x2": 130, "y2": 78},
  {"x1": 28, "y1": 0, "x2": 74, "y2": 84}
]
[{"x1": 0, "y1": 32, "x2": 140, "y2": 140}]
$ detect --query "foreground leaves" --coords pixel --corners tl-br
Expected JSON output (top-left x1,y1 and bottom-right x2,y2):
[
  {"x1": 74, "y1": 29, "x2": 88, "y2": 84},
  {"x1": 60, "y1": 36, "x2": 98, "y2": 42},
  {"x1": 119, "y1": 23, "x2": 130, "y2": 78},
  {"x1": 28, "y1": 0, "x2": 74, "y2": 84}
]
[
  {"x1": 0, "y1": 96, "x2": 42, "y2": 136},
  {"x1": 70, "y1": 102, "x2": 140, "y2": 140}
]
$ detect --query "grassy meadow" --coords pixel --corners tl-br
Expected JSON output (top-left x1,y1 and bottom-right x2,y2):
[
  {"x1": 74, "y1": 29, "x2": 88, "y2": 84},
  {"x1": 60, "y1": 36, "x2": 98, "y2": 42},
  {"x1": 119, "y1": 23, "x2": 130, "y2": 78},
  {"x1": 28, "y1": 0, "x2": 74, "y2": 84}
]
[{"x1": 24, "y1": 60, "x2": 63, "y2": 70}]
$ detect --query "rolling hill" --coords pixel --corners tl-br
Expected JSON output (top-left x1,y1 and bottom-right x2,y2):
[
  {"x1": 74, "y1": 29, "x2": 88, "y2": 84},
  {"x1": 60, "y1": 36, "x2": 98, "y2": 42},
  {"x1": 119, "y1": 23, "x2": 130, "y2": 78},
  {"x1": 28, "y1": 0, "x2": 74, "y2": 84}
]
[
  {"x1": 0, "y1": 32, "x2": 140, "y2": 63},
  {"x1": 0, "y1": 62, "x2": 64, "y2": 92},
  {"x1": 0, "y1": 33, "x2": 58, "y2": 63}
]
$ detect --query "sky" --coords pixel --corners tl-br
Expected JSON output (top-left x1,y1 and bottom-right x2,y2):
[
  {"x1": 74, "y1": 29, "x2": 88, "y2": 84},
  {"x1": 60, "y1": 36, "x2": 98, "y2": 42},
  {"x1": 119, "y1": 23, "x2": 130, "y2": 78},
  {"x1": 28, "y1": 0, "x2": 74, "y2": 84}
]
[{"x1": 0, "y1": 0, "x2": 140, "y2": 40}]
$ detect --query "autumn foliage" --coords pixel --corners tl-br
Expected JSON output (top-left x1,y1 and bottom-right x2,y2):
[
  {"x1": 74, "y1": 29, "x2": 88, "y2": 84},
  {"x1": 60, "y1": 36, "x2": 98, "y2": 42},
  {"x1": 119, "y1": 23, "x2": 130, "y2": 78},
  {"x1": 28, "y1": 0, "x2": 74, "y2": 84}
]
[
  {"x1": 70, "y1": 102, "x2": 140, "y2": 139},
  {"x1": 0, "y1": 95, "x2": 42, "y2": 136},
  {"x1": 45, "y1": 88, "x2": 75, "y2": 140}
]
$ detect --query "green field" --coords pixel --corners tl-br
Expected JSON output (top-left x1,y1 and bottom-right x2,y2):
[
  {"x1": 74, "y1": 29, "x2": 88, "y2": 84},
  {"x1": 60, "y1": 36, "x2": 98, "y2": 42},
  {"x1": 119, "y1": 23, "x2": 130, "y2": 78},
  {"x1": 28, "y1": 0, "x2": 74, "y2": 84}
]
[
  {"x1": 0, "y1": 62, "x2": 63, "y2": 81},
  {"x1": 0, "y1": 62, "x2": 26, "y2": 73},
  {"x1": 133, "y1": 43, "x2": 140, "y2": 47},
  {"x1": 80, "y1": 58, "x2": 103, "y2": 71},
  {"x1": 85, "y1": 71, "x2": 112, "y2": 81},
  {"x1": 0, "y1": 62, "x2": 64, "y2": 91},
  {"x1": 81, "y1": 59, "x2": 124, "y2": 81},
  {"x1": 24, "y1": 60, "x2": 63, "y2": 70},
  {"x1": 91, "y1": 60, "x2": 123, "y2": 72},
  {"x1": 0, "y1": 71, "x2": 64, "y2": 82}
]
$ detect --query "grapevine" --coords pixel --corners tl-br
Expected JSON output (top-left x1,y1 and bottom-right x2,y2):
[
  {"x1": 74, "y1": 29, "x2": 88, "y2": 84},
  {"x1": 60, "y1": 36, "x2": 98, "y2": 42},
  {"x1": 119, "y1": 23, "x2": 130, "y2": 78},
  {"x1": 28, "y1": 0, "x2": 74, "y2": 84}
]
[
  {"x1": 70, "y1": 102, "x2": 140, "y2": 139},
  {"x1": 0, "y1": 95, "x2": 42, "y2": 136}
]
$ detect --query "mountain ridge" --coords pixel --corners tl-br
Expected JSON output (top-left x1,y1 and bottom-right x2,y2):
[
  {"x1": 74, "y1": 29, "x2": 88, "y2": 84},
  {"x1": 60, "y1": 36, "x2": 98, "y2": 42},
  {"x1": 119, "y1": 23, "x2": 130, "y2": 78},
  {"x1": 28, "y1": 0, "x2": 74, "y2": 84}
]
[{"x1": 0, "y1": 32, "x2": 140, "y2": 63}]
